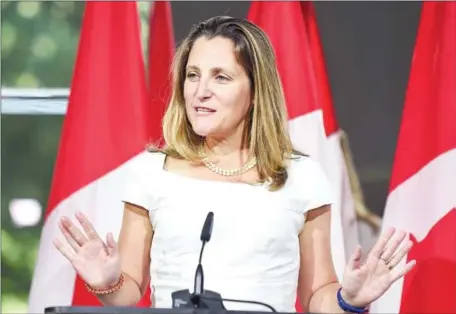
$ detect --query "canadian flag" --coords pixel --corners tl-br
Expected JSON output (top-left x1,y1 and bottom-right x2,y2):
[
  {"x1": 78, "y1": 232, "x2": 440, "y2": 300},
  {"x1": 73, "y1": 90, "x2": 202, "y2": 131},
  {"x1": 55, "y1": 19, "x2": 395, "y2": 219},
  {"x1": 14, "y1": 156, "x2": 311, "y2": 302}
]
[
  {"x1": 247, "y1": 1, "x2": 359, "y2": 310},
  {"x1": 148, "y1": 1, "x2": 175, "y2": 146},
  {"x1": 302, "y1": 1, "x2": 360, "y2": 262},
  {"x1": 27, "y1": 1, "x2": 174, "y2": 312},
  {"x1": 370, "y1": 2, "x2": 456, "y2": 313}
]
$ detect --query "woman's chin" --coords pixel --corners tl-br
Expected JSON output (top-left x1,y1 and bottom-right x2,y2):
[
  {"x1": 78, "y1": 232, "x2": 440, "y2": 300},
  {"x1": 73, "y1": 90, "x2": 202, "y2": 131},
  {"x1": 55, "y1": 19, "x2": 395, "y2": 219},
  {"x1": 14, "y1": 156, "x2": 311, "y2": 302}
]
[
  {"x1": 192, "y1": 124, "x2": 229, "y2": 139},
  {"x1": 192, "y1": 126, "x2": 212, "y2": 138}
]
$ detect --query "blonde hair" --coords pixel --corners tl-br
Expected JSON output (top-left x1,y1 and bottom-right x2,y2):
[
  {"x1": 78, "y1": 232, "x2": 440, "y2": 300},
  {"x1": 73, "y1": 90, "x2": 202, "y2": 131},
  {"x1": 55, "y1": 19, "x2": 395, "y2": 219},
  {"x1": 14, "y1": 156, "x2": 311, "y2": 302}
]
[{"x1": 152, "y1": 16, "x2": 303, "y2": 190}]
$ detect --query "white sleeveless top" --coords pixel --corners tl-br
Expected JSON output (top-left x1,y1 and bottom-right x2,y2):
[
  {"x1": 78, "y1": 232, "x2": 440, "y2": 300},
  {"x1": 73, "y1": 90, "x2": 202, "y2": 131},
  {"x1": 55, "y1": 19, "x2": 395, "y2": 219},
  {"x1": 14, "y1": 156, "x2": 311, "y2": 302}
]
[{"x1": 121, "y1": 151, "x2": 333, "y2": 312}]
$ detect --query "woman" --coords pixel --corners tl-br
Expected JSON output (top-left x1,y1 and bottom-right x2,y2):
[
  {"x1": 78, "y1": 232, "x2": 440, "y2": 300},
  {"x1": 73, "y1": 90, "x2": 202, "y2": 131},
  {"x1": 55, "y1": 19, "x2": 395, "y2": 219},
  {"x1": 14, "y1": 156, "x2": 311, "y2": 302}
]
[{"x1": 54, "y1": 16, "x2": 415, "y2": 313}]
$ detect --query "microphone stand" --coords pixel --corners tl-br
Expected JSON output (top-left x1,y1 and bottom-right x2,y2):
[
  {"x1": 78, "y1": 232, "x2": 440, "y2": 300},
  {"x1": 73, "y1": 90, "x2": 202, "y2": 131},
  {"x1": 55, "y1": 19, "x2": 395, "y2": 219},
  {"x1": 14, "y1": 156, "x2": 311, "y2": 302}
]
[
  {"x1": 190, "y1": 242, "x2": 206, "y2": 307},
  {"x1": 171, "y1": 212, "x2": 224, "y2": 310},
  {"x1": 171, "y1": 212, "x2": 275, "y2": 311}
]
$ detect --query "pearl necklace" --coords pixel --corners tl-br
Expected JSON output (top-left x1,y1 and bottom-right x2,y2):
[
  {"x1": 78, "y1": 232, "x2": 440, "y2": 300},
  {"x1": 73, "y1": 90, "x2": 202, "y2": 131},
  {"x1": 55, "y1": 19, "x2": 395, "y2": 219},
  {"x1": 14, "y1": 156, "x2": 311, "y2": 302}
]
[{"x1": 202, "y1": 157, "x2": 257, "y2": 177}]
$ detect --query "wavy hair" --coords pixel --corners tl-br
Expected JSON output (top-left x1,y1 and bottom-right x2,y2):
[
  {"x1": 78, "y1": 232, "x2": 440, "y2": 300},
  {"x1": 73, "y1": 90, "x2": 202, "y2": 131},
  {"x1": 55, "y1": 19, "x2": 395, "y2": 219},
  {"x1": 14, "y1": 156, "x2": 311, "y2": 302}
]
[{"x1": 152, "y1": 16, "x2": 302, "y2": 190}]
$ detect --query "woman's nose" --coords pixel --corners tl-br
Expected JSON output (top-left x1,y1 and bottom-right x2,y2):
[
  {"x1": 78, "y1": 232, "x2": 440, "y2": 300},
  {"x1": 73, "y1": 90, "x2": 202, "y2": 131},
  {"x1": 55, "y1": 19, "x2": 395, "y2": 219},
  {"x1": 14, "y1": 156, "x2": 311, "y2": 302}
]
[{"x1": 195, "y1": 81, "x2": 212, "y2": 101}]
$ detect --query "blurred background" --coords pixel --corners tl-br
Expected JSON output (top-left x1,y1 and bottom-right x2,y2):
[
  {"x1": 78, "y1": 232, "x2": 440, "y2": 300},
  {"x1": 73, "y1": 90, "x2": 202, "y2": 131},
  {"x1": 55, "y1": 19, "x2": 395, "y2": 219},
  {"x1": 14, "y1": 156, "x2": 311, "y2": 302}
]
[{"x1": 1, "y1": 1, "x2": 422, "y2": 313}]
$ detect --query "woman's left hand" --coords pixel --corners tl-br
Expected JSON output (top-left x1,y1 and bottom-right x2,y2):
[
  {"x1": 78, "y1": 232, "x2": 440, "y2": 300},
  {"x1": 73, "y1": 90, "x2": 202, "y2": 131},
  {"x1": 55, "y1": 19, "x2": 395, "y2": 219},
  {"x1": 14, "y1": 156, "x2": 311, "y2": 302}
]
[{"x1": 340, "y1": 227, "x2": 417, "y2": 308}]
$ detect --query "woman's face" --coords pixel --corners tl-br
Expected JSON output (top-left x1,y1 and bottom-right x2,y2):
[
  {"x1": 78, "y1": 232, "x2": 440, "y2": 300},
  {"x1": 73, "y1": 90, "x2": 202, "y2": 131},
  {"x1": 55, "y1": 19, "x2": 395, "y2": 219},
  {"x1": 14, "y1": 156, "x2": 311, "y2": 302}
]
[{"x1": 184, "y1": 36, "x2": 252, "y2": 140}]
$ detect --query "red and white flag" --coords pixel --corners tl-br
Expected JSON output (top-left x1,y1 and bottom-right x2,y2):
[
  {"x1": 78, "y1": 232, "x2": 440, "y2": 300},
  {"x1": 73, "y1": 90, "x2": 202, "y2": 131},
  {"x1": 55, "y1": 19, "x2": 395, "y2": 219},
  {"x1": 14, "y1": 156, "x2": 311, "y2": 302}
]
[
  {"x1": 370, "y1": 2, "x2": 456, "y2": 313},
  {"x1": 148, "y1": 1, "x2": 175, "y2": 146},
  {"x1": 28, "y1": 1, "x2": 174, "y2": 311},
  {"x1": 303, "y1": 1, "x2": 359, "y2": 261},
  {"x1": 247, "y1": 2, "x2": 359, "y2": 309}
]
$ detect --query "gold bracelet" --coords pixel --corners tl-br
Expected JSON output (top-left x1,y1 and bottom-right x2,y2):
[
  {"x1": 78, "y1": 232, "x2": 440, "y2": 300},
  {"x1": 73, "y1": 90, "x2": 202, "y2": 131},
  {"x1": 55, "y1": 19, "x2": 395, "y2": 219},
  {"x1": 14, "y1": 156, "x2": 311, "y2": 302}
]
[{"x1": 85, "y1": 273, "x2": 125, "y2": 295}]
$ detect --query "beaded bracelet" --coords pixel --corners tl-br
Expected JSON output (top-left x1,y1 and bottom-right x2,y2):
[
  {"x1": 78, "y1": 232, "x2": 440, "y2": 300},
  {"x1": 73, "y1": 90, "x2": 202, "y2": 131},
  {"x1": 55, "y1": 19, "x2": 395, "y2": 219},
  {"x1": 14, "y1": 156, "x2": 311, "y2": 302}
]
[
  {"x1": 336, "y1": 287, "x2": 368, "y2": 313},
  {"x1": 85, "y1": 273, "x2": 125, "y2": 295}
]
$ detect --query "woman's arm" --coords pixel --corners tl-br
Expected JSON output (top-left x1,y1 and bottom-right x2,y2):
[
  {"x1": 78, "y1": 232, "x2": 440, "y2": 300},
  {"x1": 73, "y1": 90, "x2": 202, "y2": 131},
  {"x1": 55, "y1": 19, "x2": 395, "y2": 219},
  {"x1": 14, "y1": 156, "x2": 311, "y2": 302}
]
[
  {"x1": 297, "y1": 205, "x2": 347, "y2": 313},
  {"x1": 97, "y1": 202, "x2": 153, "y2": 306}
]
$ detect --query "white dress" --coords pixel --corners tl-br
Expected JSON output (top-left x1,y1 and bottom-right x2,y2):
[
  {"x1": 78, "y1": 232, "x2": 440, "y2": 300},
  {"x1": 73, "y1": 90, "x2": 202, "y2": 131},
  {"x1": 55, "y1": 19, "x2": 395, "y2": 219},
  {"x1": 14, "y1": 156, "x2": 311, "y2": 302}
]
[{"x1": 122, "y1": 151, "x2": 333, "y2": 312}]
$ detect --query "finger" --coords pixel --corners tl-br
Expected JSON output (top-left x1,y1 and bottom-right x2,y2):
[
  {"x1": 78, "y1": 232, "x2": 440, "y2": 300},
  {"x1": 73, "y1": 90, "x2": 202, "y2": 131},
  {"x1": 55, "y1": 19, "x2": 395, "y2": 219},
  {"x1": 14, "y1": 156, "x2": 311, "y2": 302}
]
[
  {"x1": 390, "y1": 259, "x2": 416, "y2": 282},
  {"x1": 388, "y1": 239, "x2": 413, "y2": 268},
  {"x1": 370, "y1": 227, "x2": 396, "y2": 259},
  {"x1": 75, "y1": 211, "x2": 101, "y2": 241},
  {"x1": 105, "y1": 232, "x2": 118, "y2": 256},
  {"x1": 60, "y1": 216, "x2": 88, "y2": 246},
  {"x1": 380, "y1": 230, "x2": 407, "y2": 262},
  {"x1": 53, "y1": 238, "x2": 76, "y2": 262},
  {"x1": 347, "y1": 245, "x2": 363, "y2": 270},
  {"x1": 58, "y1": 221, "x2": 81, "y2": 252}
]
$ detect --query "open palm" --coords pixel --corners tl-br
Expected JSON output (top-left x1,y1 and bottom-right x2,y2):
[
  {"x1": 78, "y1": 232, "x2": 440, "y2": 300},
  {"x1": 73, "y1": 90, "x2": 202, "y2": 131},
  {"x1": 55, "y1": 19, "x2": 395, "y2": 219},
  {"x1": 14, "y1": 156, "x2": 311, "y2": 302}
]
[
  {"x1": 54, "y1": 211, "x2": 122, "y2": 289},
  {"x1": 340, "y1": 227, "x2": 416, "y2": 308}
]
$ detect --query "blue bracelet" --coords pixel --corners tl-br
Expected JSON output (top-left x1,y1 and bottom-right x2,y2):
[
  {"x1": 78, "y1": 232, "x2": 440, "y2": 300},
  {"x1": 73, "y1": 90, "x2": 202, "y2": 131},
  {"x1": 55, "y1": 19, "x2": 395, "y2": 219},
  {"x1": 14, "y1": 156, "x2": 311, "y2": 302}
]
[{"x1": 336, "y1": 287, "x2": 368, "y2": 313}]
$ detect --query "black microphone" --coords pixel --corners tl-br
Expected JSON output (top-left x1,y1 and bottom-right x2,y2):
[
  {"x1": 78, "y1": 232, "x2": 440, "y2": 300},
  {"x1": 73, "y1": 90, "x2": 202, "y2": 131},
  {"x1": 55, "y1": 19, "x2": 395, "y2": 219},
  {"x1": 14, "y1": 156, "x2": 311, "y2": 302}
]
[
  {"x1": 171, "y1": 212, "x2": 276, "y2": 312},
  {"x1": 192, "y1": 211, "x2": 214, "y2": 304},
  {"x1": 171, "y1": 212, "x2": 224, "y2": 310}
]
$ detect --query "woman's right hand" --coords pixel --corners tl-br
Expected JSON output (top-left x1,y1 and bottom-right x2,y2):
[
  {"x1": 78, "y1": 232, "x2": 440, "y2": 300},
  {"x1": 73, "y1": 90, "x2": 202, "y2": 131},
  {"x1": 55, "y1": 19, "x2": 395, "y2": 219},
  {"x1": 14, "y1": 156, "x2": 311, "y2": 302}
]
[{"x1": 53, "y1": 211, "x2": 122, "y2": 290}]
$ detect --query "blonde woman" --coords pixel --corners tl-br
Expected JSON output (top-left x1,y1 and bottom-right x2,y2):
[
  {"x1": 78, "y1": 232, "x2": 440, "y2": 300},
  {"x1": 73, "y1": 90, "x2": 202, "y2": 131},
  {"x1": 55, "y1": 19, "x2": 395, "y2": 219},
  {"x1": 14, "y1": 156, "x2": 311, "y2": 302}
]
[{"x1": 55, "y1": 16, "x2": 415, "y2": 313}]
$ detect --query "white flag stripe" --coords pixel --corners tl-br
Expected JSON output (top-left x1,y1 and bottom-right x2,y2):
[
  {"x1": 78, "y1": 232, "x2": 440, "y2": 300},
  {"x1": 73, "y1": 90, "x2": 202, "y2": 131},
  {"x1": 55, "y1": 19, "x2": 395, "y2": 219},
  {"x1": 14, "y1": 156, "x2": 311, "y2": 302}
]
[
  {"x1": 370, "y1": 148, "x2": 456, "y2": 313},
  {"x1": 289, "y1": 109, "x2": 350, "y2": 280},
  {"x1": 28, "y1": 153, "x2": 146, "y2": 312}
]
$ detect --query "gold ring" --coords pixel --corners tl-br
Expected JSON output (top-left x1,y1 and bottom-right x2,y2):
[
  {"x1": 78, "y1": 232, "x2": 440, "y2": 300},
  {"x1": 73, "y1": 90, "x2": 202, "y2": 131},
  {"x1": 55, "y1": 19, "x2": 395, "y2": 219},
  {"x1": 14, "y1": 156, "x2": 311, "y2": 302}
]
[{"x1": 380, "y1": 256, "x2": 394, "y2": 270}]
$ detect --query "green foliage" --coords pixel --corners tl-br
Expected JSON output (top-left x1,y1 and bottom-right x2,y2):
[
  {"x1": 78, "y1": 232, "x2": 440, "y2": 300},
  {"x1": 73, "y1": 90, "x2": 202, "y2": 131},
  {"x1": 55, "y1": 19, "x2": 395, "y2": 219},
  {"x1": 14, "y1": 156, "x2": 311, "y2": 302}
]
[
  {"x1": 1, "y1": 1, "x2": 151, "y2": 88},
  {"x1": 1, "y1": 115, "x2": 65, "y2": 313},
  {"x1": 1, "y1": 1, "x2": 85, "y2": 87}
]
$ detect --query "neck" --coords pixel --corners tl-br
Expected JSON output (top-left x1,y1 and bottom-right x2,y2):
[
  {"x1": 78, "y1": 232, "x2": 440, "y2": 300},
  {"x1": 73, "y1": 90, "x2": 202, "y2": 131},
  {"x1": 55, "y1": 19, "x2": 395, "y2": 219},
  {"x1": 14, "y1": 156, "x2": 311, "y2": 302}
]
[
  {"x1": 204, "y1": 136, "x2": 249, "y2": 159},
  {"x1": 203, "y1": 126, "x2": 252, "y2": 164}
]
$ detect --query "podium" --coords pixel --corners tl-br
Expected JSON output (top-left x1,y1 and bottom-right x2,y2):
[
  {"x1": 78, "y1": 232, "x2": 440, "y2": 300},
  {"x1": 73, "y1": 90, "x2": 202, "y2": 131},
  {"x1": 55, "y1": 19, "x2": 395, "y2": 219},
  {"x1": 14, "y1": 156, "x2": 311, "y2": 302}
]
[{"x1": 44, "y1": 307, "x2": 301, "y2": 314}]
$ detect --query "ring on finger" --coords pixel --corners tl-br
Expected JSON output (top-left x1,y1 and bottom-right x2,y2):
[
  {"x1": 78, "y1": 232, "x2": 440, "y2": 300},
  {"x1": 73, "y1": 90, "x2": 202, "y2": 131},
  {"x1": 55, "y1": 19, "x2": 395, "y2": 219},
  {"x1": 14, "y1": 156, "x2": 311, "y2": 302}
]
[
  {"x1": 380, "y1": 256, "x2": 394, "y2": 270},
  {"x1": 380, "y1": 256, "x2": 390, "y2": 263},
  {"x1": 387, "y1": 241, "x2": 412, "y2": 271}
]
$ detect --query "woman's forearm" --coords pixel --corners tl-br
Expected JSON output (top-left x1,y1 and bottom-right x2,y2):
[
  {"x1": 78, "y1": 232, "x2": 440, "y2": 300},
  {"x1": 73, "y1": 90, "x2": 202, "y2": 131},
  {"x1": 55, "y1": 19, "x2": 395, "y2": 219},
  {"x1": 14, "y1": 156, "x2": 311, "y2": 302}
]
[
  {"x1": 95, "y1": 274, "x2": 146, "y2": 307},
  {"x1": 308, "y1": 283, "x2": 348, "y2": 313}
]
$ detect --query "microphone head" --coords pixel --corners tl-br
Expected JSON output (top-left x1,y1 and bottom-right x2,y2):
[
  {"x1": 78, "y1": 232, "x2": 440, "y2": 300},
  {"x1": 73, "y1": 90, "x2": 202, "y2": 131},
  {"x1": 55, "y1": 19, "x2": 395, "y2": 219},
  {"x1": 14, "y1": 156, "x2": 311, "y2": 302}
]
[{"x1": 200, "y1": 212, "x2": 214, "y2": 242}]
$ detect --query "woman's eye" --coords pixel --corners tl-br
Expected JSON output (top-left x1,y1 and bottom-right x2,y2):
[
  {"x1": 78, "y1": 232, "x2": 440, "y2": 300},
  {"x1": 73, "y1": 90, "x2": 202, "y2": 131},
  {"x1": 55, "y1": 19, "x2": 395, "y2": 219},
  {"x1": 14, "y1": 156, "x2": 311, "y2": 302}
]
[
  {"x1": 215, "y1": 75, "x2": 229, "y2": 82},
  {"x1": 186, "y1": 72, "x2": 198, "y2": 80}
]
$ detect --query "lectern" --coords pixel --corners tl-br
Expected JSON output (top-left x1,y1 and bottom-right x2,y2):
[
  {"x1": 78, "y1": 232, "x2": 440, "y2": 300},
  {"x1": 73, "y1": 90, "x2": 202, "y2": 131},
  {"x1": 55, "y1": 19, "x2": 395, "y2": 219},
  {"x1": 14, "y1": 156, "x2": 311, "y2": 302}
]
[{"x1": 45, "y1": 307, "x2": 302, "y2": 314}]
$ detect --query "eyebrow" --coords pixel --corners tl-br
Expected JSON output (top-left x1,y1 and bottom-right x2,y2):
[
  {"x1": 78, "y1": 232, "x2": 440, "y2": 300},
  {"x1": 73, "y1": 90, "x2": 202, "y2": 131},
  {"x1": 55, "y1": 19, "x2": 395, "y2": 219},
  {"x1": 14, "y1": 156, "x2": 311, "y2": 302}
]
[{"x1": 186, "y1": 65, "x2": 235, "y2": 77}]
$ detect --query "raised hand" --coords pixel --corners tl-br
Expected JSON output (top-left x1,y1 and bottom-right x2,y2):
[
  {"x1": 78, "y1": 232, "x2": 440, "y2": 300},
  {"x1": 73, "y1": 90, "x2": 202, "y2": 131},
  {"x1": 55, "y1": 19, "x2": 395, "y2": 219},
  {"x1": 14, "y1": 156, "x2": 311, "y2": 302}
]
[
  {"x1": 53, "y1": 211, "x2": 122, "y2": 289},
  {"x1": 340, "y1": 227, "x2": 416, "y2": 308}
]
